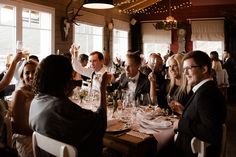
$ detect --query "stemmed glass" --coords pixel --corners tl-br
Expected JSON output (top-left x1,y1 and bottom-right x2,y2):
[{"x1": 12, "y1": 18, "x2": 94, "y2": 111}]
[
  {"x1": 16, "y1": 40, "x2": 24, "y2": 53},
  {"x1": 167, "y1": 95, "x2": 174, "y2": 116},
  {"x1": 149, "y1": 58, "x2": 156, "y2": 72}
]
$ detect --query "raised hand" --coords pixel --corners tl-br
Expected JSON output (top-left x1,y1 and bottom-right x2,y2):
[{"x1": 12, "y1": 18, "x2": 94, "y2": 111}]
[
  {"x1": 13, "y1": 51, "x2": 24, "y2": 63},
  {"x1": 70, "y1": 43, "x2": 80, "y2": 59},
  {"x1": 148, "y1": 72, "x2": 156, "y2": 82}
]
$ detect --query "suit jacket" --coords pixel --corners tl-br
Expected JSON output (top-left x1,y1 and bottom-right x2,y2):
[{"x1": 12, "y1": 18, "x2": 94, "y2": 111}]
[
  {"x1": 29, "y1": 94, "x2": 106, "y2": 157},
  {"x1": 114, "y1": 72, "x2": 150, "y2": 99},
  {"x1": 175, "y1": 80, "x2": 226, "y2": 157},
  {"x1": 223, "y1": 58, "x2": 236, "y2": 84}
]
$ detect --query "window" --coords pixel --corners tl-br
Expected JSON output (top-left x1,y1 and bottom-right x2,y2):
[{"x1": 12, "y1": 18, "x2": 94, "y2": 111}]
[
  {"x1": 142, "y1": 23, "x2": 171, "y2": 59},
  {"x1": 113, "y1": 29, "x2": 128, "y2": 61},
  {"x1": 191, "y1": 20, "x2": 224, "y2": 59},
  {"x1": 0, "y1": 0, "x2": 54, "y2": 71},
  {"x1": 0, "y1": 4, "x2": 16, "y2": 71},
  {"x1": 74, "y1": 23, "x2": 103, "y2": 55},
  {"x1": 143, "y1": 43, "x2": 170, "y2": 59},
  {"x1": 193, "y1": 41, "x2": 224, "y2": 59}
]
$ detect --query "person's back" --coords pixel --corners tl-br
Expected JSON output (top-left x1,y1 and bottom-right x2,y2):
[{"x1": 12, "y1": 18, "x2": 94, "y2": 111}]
[
  {"x1": 29, "y1": 55, "x2": 108, "y2": 157},
  {"x1": 30, "y1": 95, "x2": 104, "y2": 157}
]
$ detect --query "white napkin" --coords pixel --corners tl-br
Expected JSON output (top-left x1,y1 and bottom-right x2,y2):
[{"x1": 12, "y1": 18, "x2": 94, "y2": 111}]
[{"x1": 140, "y1": 118, "x2": 172, "y2": 129}]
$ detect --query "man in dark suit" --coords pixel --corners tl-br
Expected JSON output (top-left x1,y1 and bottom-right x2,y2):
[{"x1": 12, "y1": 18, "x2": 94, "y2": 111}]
[
  {"x1": 113, "y1": 52, "x2": 150, "y2": 101},
  {"x1": 173, "y1": 51, "x2": 226, "y2": 157},
  {"x1": 222, "y1": 50, "x2": 236, "y2": 101}
]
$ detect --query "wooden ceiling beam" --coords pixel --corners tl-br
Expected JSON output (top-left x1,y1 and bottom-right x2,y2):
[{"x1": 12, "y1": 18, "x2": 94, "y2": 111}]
[
  {"x1": 117, "y1": 0, "x2": 147, "y2": 10},
  {"x1": 117, "y1": 0, "x2": 160, "y2": 11},
  {"x1": 123, "y1": 0, "x2": 160, "y2": 11}
]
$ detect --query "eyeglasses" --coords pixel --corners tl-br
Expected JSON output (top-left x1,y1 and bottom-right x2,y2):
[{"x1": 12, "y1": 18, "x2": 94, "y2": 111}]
[{"x1": 183, "y1": 65, "x2": 202, "y2": 72}]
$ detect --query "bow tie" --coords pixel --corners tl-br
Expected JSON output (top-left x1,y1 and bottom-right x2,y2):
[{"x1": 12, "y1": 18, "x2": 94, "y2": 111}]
[{"x1": 128, "y1": 78, "x2": 136, "y2": 83}]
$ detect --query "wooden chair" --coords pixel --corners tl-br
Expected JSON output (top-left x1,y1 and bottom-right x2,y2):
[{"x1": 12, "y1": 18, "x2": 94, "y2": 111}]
[
  {"x1": 32, "y1": 131, "x2": 78, "y2": 157},
  {"x1": 191, "y1": 124, "x2": 227, "y2": 157}
]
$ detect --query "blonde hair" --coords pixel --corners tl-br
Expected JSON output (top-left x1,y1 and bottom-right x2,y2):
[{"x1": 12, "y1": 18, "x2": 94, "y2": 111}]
[
  {"x1": 212, "y1": 60, "x2": 222, "y2": 71},
  {"x1": 167, "y1": 53, "x2": 190, "y2": 100}
]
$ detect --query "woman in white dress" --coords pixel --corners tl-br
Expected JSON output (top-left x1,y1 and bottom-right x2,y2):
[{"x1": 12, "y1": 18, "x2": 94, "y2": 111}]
[{"x1": 11, "y1": 60, "x2": 38, "y2": 157}]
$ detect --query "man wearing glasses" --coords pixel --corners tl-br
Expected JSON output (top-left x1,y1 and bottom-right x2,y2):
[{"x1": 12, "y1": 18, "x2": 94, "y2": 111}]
[{"x1": 173, "y1": 51, "x2": 226, "y2": 157}]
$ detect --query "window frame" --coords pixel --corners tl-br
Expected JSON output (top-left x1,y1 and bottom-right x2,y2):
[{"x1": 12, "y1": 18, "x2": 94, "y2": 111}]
[
  {"x1": 73, "y1": 22, "x2": 104, "y2": 55},
  {"x1": 0, "y1": 0, "x2": 55, "y2": 56}
]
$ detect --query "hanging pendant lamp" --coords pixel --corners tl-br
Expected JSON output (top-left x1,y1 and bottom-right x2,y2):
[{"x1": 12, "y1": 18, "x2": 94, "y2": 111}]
[{"x1": 83, "y1": 0, "x2": 114, "y2": 9}]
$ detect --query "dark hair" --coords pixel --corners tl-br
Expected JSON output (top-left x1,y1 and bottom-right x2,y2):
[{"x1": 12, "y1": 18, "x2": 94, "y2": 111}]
[
  {"x1": 79, "y1": 54, "x2": 88, "y2": 63},
  {"x1": 29, "y1": 55, "x2": 39, "y2": 62},
  {"x1": 126, "y1": 52, "x2": 142, "y2": 66},
  {"x1": 210, "y1": 51, "x2": 219, "y2": 61},
  {"x1": 90, "y1": 51, "x2": 104, "y2": 60},
  {"x1": 33, "y1": 55, "x2": 73, "y2": 96},
  {"x1": 184, "y1": 50, "x2": 212, "y2": 74}
]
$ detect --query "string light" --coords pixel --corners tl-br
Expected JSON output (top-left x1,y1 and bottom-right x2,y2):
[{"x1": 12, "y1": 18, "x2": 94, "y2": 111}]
[{"x1": 115, "y1": 0, "x2": 192, "y2": 15}]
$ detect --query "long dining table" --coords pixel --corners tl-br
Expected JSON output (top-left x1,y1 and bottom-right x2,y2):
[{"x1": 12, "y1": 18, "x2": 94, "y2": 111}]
[{"x1": 71, "y1": 92, "x2": 177, "y2": 157}]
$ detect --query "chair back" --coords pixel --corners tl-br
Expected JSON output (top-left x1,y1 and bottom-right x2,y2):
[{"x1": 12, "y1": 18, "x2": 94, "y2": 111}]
[
  {"x1": 191, "y1": 137, "x2": 209, "y2": 157},
  {"x1": 32, "y1": 131, "x2": 77, "y2": 157},
  {"x1": 191, "y1": 123, "x2": 227, "y2": 157}
]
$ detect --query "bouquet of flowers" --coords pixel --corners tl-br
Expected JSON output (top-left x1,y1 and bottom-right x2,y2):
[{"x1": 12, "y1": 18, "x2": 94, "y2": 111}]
[{"x1": 76, "y1": 89, "x2": 88, "y2": 103}]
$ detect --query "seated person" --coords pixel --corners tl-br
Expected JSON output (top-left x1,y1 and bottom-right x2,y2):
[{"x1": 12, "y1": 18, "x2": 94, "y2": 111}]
[
  {"x1": 112, "y1": 52, "x2": 150, "y2": 101},
  {"x1": 173, "y1": 51, "x2": 226, "y2": 157},
  {"x1": 29, "y1": 55, "x2": 108, "y2": 157},
  {"x1": 149, "y1": 53, "x2": 192, "y2": 112},
  {"x1": 0, "y1": 52, "x2": 23, "y2": 156},
  {"x1": 11, "y1": 60, "x2": 38, "y2": 157}
]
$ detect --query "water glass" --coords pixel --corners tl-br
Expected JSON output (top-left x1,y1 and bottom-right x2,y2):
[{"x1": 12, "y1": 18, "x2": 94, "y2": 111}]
[{"x1": 139, "y1": 93, "x2": 151, "y2": 106}]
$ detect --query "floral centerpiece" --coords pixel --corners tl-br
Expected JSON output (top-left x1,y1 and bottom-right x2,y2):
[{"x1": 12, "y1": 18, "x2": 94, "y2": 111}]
[{"x1": 75, "y1": 89, "x2": 88, "y2": 103}]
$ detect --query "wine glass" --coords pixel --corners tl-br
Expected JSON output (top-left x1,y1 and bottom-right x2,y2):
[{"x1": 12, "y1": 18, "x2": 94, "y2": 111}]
[
  {"x1": 16, "y1": 40, "x2": 24, "y2": 53},
  {"x1": 24, "y1": 48, "x2": 30, "y2": 61},
  {"x1": 149, "y1": 58, "x2": 156, "y2": 72},
  {"x1": 140, "y1": 93, "x2": 151, "y2": 106},
  {"x1": 167, "y1": 95, "x2": 175, "y2": 116}
]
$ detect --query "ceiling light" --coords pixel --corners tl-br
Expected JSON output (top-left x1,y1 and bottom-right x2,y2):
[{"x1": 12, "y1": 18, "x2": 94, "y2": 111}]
[
  {"x1": 83, "y1": 0, "x2": 114, "y2": 9},
  {"x1": 163, "y1": 0, "x2": 177, "y2": 30}
]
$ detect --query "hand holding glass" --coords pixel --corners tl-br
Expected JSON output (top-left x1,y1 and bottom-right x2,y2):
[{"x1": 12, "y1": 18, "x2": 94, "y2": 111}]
[{"x1": 149, "y1": 58, "x2": 156, "y2": 71}]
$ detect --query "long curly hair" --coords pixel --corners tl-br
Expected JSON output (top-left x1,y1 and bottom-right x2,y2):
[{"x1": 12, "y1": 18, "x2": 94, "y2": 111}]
[{"x1": 32, "y1": 55, "x2": 73, "y2": 97}]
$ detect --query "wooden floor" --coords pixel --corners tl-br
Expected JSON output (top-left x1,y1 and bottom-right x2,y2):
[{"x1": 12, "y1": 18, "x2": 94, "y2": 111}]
[{"x1": 225, "y1": 101, "x2": 236, "y2": 157}]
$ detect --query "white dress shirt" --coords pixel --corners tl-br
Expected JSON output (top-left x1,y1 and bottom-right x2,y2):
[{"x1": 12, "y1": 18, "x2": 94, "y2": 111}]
[
  {"x1": 192, "y1": 78, "x2": 212, "y2": 93},
  {"x1": 127, "y1": 71, "x2": 140, "y2": 95},
  {"x1": 72, "y1": 58, "x2": 107, "y2": 91}
]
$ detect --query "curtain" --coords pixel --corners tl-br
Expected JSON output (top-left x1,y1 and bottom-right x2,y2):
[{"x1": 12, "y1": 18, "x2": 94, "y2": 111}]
[
  {"x1": 191, "y1": 20, "x2": 224, "y2": 41},
  {"x1": 130, "y1": 22, "x2": 142, "y2": 53}
]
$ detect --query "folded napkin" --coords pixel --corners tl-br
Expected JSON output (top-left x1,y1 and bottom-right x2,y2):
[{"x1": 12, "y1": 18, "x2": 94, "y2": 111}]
[{"x1": 140, "y1": 119, "x2": 172, "y2": 130}]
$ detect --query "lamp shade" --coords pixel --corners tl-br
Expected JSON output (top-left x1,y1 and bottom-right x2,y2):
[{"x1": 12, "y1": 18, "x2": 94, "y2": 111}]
[{"x1": 83, "y1": 0, "x2": 114, "y2": 9}]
